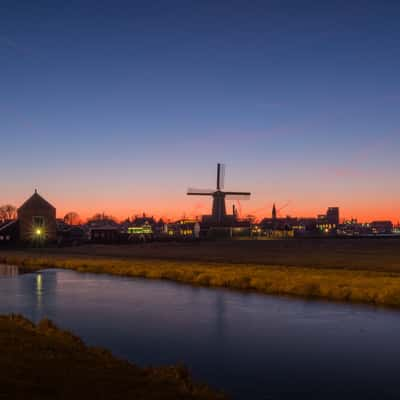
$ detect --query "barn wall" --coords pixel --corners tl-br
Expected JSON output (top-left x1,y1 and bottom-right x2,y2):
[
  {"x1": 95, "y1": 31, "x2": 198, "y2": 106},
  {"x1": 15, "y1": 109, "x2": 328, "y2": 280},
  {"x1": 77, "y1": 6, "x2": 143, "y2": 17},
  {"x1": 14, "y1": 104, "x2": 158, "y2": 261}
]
[{"x1": 18, "y1": 203, "x2": 57, "y2": 242}]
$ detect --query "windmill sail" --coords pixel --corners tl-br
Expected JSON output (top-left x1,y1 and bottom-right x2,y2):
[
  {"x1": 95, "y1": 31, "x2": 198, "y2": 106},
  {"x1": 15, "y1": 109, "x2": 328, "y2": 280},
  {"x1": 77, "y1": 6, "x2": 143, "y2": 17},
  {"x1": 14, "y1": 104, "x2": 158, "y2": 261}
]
[
  {"x1": 187, "y1": 163, "x2": 251, "y2": 225},
  {"x1": 217, "y1": 163, "x2": 225, "y2": 190},
  {"x1": 187, "y1": 188, "x2": 215, "y2": 195}
]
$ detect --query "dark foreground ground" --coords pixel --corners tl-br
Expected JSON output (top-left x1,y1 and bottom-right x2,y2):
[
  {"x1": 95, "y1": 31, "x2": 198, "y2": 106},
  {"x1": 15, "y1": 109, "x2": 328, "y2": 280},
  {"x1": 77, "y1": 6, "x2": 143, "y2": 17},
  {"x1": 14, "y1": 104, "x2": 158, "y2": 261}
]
[
  {"x1": 0, "y1": 315, "x2": 225, "y2": 400},
  {"x1": 4, "y1": 237, "x2": 400, "y2": 272}
]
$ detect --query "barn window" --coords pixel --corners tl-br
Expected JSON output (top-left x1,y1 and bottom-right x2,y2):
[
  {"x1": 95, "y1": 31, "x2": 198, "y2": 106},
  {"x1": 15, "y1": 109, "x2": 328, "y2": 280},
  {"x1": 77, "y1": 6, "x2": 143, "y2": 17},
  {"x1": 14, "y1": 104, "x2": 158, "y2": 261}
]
[{"x1": 33, "y1": 216, "x2": 45, "y2": 227}]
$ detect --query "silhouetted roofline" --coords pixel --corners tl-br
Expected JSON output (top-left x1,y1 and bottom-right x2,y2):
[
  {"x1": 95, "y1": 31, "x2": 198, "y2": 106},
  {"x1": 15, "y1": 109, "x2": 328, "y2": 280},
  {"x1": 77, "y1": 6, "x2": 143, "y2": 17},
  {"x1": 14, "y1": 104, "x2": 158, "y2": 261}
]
[
  {"x1": 0, "y1": 220, "x2": 18, "y2": 231},
  {"x1": 18, "y1": 191, "x2": 56, "y2": 212}
]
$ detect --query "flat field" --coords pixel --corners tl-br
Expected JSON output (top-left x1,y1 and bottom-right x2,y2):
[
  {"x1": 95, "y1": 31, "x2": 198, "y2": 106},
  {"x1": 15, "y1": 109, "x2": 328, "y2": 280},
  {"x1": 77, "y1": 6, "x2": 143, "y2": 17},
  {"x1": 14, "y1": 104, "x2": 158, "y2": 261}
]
[{"x1": 3, "y1": 237, "x2": 400, "y2": 270}]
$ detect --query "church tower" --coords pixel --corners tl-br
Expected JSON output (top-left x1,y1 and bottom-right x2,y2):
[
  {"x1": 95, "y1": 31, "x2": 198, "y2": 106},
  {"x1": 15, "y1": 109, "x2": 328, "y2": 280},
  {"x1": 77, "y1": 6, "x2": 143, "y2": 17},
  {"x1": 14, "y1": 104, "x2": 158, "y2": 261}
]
[{"x1": 272, "y1": 203, "x2": 277, "y2": 220}]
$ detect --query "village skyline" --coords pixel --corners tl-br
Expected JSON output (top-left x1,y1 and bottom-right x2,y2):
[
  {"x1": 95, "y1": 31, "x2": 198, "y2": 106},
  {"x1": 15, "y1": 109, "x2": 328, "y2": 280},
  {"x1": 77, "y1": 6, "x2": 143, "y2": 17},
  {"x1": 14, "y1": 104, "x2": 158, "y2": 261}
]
[{"x1": 1, "y1": 184, "x2": 398, "y2": 225}]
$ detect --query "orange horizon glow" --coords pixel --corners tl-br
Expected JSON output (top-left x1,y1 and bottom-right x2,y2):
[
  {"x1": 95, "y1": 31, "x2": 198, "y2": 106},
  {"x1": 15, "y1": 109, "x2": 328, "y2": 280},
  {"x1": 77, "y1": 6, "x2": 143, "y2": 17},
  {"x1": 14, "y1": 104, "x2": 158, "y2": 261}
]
[
  {"x1": 5, "y1": 189, "x2": 400, "y2": 225},
  {"x1": 54, "y1": 202, "x2": 400, "y2": 224}
]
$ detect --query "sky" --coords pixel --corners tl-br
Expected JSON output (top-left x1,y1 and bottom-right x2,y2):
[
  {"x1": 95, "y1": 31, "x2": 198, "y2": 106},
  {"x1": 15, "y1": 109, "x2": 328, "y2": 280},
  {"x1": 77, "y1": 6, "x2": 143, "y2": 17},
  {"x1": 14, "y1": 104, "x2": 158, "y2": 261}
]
[{"x1": 1, "y1": 0, "x2": 400, "y2": 222}]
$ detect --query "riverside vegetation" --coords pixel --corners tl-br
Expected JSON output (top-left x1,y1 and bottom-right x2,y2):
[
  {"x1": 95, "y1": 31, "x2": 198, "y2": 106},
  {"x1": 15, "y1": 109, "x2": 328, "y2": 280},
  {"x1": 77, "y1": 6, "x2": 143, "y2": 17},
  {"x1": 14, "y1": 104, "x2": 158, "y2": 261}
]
[
  {"x1": 0, "y1": 314, "x2": 226, "y2": 400},
  {"x1": 2, "y1": 240, "x2": 400, "y2": 308}
]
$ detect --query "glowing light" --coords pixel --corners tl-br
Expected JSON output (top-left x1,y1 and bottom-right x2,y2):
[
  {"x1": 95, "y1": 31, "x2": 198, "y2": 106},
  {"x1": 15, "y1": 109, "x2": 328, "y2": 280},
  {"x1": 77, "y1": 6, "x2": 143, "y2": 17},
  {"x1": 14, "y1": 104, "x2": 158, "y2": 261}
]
[
  {"x1": 128, "y1": 226, "x2": 153, "y2": 234},
  {"x1": 36, "y1": 273, "x2": 43, "y2": 308},
  {"x1": 36, "y1": 229, "x2": 42, "y2": 236},
  {"x1": 36, "y1": 274, "x2": 42, "y2": 291}
]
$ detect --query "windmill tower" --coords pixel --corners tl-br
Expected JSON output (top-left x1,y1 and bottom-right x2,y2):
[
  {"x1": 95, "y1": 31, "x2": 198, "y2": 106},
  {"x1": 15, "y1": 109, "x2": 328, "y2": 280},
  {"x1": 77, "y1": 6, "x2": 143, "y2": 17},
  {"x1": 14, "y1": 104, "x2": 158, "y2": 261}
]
[{"x1": 187, "y1": 163, "x2": 251, "y2": 226}]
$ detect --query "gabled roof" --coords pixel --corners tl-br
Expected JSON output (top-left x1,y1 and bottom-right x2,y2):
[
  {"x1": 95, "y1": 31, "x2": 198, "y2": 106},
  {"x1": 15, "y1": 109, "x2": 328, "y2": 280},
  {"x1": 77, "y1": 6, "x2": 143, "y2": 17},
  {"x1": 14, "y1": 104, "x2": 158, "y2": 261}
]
[{"x1": 18, "y1": 190, "x2": 56, "y2": 211}]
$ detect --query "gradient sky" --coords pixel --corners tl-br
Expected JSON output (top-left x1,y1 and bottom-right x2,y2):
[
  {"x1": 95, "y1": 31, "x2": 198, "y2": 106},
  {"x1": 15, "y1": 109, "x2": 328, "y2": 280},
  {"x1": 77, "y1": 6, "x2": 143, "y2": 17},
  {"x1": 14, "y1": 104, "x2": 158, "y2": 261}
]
[{"x1": 1, "y1": 0, "x2": 400, "y2": 222}]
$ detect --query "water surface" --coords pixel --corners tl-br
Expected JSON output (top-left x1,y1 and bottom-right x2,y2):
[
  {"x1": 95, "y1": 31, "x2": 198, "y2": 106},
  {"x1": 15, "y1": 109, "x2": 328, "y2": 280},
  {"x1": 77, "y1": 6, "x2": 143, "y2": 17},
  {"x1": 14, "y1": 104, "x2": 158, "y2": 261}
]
[{"x1": 0, "y1": 265, "x2": 399, "y2": 399}]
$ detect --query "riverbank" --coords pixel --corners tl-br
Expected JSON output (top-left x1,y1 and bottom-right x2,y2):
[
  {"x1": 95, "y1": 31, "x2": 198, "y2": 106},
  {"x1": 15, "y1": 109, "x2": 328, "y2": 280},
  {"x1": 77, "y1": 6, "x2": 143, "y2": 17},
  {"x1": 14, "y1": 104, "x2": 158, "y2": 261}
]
[
  {"x1": 0, "y1": 314, "x2": 225, "y2": 400},
  {"x1": 1, "y1": 246, "x2": 400, "y2": 308}
]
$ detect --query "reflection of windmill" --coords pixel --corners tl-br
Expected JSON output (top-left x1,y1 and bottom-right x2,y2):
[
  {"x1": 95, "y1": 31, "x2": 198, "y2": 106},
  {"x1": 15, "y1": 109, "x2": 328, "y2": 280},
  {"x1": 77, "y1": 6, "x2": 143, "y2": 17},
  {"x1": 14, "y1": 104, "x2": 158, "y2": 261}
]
[{"x1": 187, "y1": 163, "x2": 250, "y2": 225}]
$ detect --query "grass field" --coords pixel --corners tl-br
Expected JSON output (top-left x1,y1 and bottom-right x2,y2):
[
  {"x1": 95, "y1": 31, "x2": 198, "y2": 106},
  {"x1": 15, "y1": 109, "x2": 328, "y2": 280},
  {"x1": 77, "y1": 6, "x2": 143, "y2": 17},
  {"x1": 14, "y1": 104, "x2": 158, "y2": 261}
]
[
  {"x1": 3, "y1": 238, "x2": 400, "y2": 271},
  {"x1": 1, "y1": 238, "x2": 400, "y2": 308},
  {"x1": 0, "y1": 314, "x2": 225, "y2": 400}
]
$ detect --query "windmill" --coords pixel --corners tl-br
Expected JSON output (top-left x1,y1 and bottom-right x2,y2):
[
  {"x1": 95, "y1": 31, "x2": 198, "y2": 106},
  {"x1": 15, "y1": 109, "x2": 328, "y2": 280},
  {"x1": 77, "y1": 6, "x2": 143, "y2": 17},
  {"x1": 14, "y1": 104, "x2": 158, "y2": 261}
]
[{"x1": 187, "y1": 163, "x2": 251, "y2": 225}]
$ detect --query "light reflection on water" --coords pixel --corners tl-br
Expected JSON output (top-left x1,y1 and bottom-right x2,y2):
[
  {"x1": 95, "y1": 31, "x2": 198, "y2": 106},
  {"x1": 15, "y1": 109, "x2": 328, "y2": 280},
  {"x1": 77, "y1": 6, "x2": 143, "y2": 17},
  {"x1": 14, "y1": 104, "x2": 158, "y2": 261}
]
[
  {"x1": 36, "y1": 273, "x2": 43, "y2": 308},
  {"x1": 0, "y1": 267, "x2": 400, "y2": 399}
]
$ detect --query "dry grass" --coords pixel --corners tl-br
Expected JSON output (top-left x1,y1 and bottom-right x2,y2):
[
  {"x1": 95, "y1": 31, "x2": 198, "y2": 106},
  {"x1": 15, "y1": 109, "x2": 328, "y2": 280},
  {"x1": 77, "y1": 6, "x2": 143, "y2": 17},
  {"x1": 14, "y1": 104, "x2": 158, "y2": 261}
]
[
  {"x1": 0, "y1": 314, "x2": 226, "y2": 400},
  {"x1": 4, "y1": 238, "x2": 400, "y2": 271},
  {"x1": 2, "y1": 251, "x2": 400, "y2": 308}
]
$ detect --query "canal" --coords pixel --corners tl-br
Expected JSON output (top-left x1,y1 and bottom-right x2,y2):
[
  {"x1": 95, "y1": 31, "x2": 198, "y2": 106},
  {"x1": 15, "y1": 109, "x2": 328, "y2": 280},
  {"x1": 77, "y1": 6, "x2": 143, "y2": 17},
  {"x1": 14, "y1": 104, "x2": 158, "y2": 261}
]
[{"x1": 1, "y1": 265, "x2": 400, "y2": 399}]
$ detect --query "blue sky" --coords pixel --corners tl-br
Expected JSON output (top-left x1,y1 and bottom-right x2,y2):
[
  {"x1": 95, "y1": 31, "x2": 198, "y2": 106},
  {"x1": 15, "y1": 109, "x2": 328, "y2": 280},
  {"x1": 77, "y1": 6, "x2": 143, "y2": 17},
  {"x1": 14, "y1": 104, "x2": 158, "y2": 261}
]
[{"x1": 1, "y1": 0, "x2": 400, "y2": 221}]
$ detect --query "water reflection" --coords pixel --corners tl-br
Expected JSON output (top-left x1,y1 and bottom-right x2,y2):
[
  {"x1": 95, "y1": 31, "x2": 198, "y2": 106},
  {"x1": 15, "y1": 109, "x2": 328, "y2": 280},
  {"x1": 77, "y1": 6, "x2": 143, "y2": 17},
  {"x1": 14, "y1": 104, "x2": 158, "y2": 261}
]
[
  {"x1": 0, "y1": 268, "x2": 400, "y2": 399},
  {"x1": 36, "y1": 273, "x2": 43, "y2": 308},
  {"x1": 215, "y1": 292, "x2": 226, "y2": 343},
  {"x1": 0, "y1": 264, "x2": 19, "y2": 277}
]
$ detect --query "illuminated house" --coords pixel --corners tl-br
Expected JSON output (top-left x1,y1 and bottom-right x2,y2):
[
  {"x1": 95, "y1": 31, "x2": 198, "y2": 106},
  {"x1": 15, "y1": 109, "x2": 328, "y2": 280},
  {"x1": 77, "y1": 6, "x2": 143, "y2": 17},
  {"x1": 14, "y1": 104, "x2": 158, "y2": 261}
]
[
  {"x1": 316, "y1": 207, "x2": 340, "y2": 232},
  {"x1": 260, "y1": 205, "x2": 340, "y2": 236},
  {"x1": 119, "y1": 214, "x2": 158, "y2": 241},
  {"x1": 17, "y1": 190, "x2": 57, "y2": 242},
  {"x1": 164, "y1": 219, "x2": 201, "y2": 238}
]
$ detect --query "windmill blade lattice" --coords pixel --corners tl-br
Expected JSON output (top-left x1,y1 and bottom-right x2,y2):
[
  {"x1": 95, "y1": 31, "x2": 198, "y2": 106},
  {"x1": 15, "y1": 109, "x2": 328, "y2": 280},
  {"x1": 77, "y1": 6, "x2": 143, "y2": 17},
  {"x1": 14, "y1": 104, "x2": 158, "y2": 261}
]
[
  {"x1": 187, "y1": 188, "x2": 215, "y2": 195},
  {"x1": 219, "y1": 163, "x2": 226, "y2": 190}
]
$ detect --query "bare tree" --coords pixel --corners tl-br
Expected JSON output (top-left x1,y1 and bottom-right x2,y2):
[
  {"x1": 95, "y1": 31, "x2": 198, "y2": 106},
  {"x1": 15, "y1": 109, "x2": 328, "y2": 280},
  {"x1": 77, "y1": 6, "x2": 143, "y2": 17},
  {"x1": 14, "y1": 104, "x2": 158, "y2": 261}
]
[
  {"x1": 87, "y1": 213, "x2": 117, "y2": 226},
  {"x1": 63, "y1": 212, "x2": 81, "y2": 225},
  {"x1": 0, "y1": 204, "x2": 17, "y2": 222},
  {"x1": 245, "y1": 214, "x2": 257, "y2": 224}
]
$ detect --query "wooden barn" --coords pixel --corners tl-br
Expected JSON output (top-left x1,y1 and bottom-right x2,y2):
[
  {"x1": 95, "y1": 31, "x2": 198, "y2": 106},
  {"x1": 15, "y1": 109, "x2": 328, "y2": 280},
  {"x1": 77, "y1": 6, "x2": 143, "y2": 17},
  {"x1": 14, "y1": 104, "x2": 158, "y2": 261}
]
[{"x1": 18, "y1": 190, "x2": 57, "y2": 243}]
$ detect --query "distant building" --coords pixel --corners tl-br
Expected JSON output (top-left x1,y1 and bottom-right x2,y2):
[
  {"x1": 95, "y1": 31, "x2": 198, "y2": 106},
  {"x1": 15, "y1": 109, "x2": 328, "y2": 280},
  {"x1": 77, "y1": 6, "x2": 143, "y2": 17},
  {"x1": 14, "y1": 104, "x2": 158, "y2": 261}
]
[
  {"x1": 272, "y1": 203, "x2": 277, "y2": 220},
  {"x1": 297, "y1": 218, "x2": 317, "y2": 232},
  {"x1": 164, "y1": 219, "x2": 201, "y2": 239},
  {"x1": 56, "y1": 219, "x2": 86, "y2": 246},
  {"x1": 327, "y1": 207, "x2": 339, "y2": 226},
  {"x1": 337, "y1": 219, "x2": 370, "y2": 236},
  {"x1": 89, "y1": 226, "x2": 120, "y2": 243},
  {"x1": 17, "y1": 190, "x2": 57, "y2": 242},
  {"x1": 370, "y1": 221, "x2": 393, "y2": 234},
  {"x1": 0, "y1": 220, "x2": 18, "y2": 245},
  {"x1": 129, "y1": 214, "x2": 156, "y2": 228},
  {"x1": 259, "y1": 205, "x2": 340, "y2": 237},
  {"x1": 316, "y1": 207, "x2": 339, "y2": 233}
]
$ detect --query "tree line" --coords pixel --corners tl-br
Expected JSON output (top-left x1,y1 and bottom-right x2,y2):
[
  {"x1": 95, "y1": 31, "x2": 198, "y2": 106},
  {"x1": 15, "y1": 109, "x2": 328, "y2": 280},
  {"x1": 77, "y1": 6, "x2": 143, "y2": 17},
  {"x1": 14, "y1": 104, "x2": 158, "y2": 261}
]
[
  {"x1": 0, "y1": 206, "x2": 166, "y2": 225},
  {"x1": 0, "y1": 206, "x2": 114, "y2": 226}
]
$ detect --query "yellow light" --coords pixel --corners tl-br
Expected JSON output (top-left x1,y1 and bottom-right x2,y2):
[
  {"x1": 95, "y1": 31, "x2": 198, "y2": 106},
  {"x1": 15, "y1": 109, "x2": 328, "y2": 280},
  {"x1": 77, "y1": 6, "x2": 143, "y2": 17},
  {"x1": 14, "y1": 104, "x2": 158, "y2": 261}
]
[
  {"x1": 37, "y1": 274, "x2": 42, "y2": 291},
  {"x1": 36, "y1": 229, "x2": 42, "y2": 236}
]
